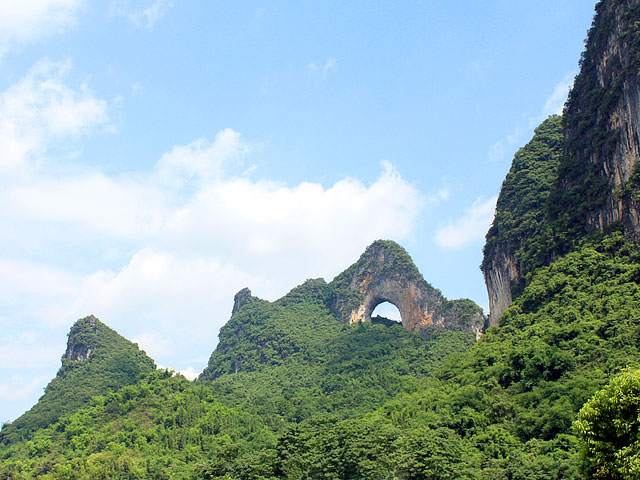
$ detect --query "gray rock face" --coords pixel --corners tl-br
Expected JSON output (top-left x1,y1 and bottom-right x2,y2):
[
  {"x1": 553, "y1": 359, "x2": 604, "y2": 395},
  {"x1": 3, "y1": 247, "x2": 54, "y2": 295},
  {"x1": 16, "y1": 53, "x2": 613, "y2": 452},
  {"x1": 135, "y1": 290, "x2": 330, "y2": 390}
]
[
  {"x1": 331, "y1": 240, "x2": 484, "y2": 338},
  {"x1": 482, "y1": 244, "x2": 518, "y2": 327},
  {"x1": 482, "y1": 0, "x2": 640, "y2": 326},
  {"x1": 563, "y1": 0, "x2": 640, "y2": 239},
  {"x1": 63, "y1": 315, "x2": 97, "y2": 362}
]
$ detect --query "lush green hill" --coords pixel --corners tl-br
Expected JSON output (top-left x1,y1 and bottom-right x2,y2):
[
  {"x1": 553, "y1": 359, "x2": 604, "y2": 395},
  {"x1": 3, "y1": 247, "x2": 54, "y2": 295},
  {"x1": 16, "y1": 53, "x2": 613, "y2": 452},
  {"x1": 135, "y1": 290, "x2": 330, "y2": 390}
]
[
  {"x1": 0, "y1": 278, "x2": 475, "y2": 479},
  {"x1": 482, "y1": 114, "x2": 564, "y2": 296},
  {"x1": 0, "y1": 316, "x2": 156, "y2": 445},
  {"x1": 6, "y1": 231, "x2": 640, "y2": 479},
  {"x1": 228, "y1": 231, "x2": 640, "y2": 479}
]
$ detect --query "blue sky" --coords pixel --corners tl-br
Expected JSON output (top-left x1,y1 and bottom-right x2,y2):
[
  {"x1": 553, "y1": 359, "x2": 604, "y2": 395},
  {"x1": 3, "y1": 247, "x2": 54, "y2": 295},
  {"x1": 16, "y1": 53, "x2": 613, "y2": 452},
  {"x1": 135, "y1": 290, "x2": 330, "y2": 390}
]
[{"x1": 0, "y1": 0, "x2": 597, "y2": 423}]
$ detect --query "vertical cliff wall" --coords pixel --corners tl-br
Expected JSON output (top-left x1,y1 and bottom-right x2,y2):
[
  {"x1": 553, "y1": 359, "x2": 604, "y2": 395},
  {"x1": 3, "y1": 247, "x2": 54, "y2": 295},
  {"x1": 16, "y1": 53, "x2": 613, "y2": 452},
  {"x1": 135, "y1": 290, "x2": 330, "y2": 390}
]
[
  {"x1": 558, "y1": 0, "x2": 640, "y2": 243},
  {"x1": 482, "y1": 117, "x2": 564, "y2": 325},
  {"x1": 483, "y1": 0, "x2": 640, "y2": 325}
]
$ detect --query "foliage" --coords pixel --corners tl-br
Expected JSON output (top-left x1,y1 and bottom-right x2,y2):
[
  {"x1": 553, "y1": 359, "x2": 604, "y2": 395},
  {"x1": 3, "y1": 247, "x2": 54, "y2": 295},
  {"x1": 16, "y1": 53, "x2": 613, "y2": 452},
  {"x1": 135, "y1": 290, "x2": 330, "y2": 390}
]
[
  {"x1": 575, "y1": 368, "x2": 640, "y2": 479},
  {"x1": 4, "y1": 229, "x2": 640, "y2": 478},
  {"x1": 0, "y1": 371, "x2": 275, "y2": 480}
]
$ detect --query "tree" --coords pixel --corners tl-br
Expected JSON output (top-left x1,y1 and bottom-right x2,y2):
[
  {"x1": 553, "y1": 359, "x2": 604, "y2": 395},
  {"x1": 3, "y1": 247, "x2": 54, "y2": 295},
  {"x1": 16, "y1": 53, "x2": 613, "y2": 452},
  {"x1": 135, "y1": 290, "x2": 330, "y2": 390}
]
[{"x1": 575, "y1": 368, "x2": 640, "y2": 479}]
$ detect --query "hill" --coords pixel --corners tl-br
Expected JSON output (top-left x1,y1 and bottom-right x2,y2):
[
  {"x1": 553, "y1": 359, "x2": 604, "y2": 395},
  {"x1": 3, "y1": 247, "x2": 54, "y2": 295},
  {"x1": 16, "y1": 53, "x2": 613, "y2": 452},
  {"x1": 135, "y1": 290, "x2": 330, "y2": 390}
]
[{"x1": 0, "y1": 316, "x2": 156, "y2": 445}]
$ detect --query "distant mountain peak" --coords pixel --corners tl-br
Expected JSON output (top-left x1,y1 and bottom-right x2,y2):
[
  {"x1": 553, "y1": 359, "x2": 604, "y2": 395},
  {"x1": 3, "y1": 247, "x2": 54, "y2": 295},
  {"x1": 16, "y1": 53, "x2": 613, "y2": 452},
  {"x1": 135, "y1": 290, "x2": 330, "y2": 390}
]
[{"x1": 64, "y1": 315, "x2": 100, "y2": 362}]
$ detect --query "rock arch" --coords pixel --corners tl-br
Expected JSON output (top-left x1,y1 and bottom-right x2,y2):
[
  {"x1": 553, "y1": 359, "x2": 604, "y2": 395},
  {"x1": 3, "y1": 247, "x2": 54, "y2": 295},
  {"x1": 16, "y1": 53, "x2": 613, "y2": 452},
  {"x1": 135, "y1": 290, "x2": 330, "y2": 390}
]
[
  {"x1": 330, "y1": 240, "x2": 484, "y2": 338},
  {"x1": 348, "y1": 278, "x2": 440, "y2": 332}
]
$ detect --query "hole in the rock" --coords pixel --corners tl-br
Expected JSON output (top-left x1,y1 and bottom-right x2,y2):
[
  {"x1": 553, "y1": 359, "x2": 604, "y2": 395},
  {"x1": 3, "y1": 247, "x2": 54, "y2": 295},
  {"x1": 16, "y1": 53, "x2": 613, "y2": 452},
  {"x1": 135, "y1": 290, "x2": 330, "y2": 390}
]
[{"x1": 371, "y1": 301, "x2": 402, "y2": 326}]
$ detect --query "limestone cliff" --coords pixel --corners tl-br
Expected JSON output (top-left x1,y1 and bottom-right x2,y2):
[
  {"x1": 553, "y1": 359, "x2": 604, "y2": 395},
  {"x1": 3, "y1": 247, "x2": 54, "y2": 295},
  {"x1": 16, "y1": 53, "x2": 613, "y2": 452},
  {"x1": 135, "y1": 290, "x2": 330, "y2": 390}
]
[
  {"x1": 559, "y1": 0, "x2": 640, "y2": 241},
  {"x1": 331, "y1": 240, "x2": 485, "y2": 338},
  {"x1": 482, "y1": 116, "x2": 564, "y2": 325},
  {"x1": 63, "y1": 315, "x2": 98, "y2": 362},
  {"x1": 483, "y1": 0, "x2": 640, "y2": 324}
]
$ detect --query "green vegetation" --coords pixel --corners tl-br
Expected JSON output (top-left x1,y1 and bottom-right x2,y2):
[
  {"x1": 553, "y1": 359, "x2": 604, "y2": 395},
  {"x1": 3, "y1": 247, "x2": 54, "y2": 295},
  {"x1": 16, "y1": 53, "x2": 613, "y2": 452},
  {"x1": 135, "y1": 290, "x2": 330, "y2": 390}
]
[
  {"x1": 0, "y1": 284, "x2": 475, "y2": 479},
  {"x1": 251, "y1": 232, "x2": 640, "y2": 479},
  {"x1": 5, "y1": 3, "x2": 640, "y2": 473},
  {"x1": 3, "y1": 232, "x2": 640, "y2": 478},
  {"x1": 575, "y1": 367, "x2": 640, "y2": 479},
  {"x1": 0, "y1": 371, "x2": 274, "y2": 479},
  {"x1": 1, "y1": 316, "x2": 155, "y2": 445},
  {"x1": 482, "y1": 115, "x2": 564, "y2": 294}
]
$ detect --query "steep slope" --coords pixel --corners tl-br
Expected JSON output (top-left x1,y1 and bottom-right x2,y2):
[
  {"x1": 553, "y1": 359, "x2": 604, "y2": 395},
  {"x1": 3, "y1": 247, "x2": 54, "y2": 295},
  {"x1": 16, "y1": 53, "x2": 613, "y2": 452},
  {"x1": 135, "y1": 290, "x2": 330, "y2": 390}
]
[
  {"x1": 482, "y1": 116, "x2": 564, "y2": 325},
  {"x1": 0, "y1": 316, "x2": 156, "y2": 444},
  {"x1": 0, "y1": 249, "x2": 478, "y2": 479},
  {"x1": 240, "y1": 232, "x2": 640, "y2": 478},
  {"x1": 484, "y1": 0, "x2": 640, "y2": 324},
  {"x1": 558, "y1": 0, "x2": 640, "y2": 243}
]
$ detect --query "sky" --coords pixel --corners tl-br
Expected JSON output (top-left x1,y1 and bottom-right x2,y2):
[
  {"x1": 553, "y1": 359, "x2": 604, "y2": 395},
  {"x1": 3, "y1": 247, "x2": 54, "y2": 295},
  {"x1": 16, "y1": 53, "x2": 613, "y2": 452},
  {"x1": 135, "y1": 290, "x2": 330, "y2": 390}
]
[{"x1": 0, "y1": 0, "x2": 598, "y2": 423}]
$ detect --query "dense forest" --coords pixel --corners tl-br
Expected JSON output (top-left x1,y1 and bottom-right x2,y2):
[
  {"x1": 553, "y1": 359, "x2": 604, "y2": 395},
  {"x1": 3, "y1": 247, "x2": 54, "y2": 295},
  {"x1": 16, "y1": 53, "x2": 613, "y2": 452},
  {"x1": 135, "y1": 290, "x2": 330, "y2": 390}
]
[{"x1": 3, "y1": 0, "x2": 640, "y2": 478}]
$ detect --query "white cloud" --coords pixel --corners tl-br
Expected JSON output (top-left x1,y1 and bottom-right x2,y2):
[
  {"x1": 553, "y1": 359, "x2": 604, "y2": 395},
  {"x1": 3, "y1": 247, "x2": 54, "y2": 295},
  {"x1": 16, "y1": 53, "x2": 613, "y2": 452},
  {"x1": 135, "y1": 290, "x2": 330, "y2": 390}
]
[
  {"x1": 435, "y1": 196, "x2": 497, "y2": 249},
  {"x1": 0, "y1": 0, "x2": 81, "y2": 57},
  {"x1": 177, "y1": 366, "x2": 198, "y2": 380},
  {"x1": 6, "y1": 158, "x2": 422, "y2": 330},
  {"x1": 307, "y1": 57, "x2": 337, "y2": 79},
  {"x1": 0, "y1": 332, "x2": 61, "y2": 370},
  {"x1": 488, "y1": 72, "x2": 575, "y2": 163},
  {"x1": 110, "y1": 0, "x2": 174, "y2": 29},
  {"x1": 0, "y1": 122, "x2": 424, "y2": 377},
  {"x1": 0, "y1": 375, "x2": 46, "y2": 402},
  {"x1": 542, "y1": 72, "x2": 574, "y2": 116},
  {"x1": 155, "y1": 128, "x2": 249, "y2": 186},
  {"x1": 0, "y1": 62, "x2": 427, "y2": 420},
  {"x1": 0, "y1": 59, "x2": 109, "y2": 176},
  {"x1": 133, "y1": 332, "x2": 174, "y2": 359}
]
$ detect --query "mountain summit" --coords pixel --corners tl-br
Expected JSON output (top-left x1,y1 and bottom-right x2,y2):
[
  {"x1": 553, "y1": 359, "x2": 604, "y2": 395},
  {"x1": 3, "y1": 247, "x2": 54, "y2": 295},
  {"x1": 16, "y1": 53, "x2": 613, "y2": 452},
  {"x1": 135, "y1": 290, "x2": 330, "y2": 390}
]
[{"x1": 1, "y1": 316, "x2": 155, "y2": 444}]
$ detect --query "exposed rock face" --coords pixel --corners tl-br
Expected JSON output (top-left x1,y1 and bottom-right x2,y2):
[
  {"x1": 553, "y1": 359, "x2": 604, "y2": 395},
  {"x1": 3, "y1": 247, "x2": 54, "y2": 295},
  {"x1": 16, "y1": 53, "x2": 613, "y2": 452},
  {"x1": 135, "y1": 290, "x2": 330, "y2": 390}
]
[
  {"x1": 63, "y1": 315, "x2": 97, "y2": 362},
  {"x1": 331, "y1": 240, "x2": 484, "y2": 338},
  {"x1": 483, "y1": 245, "x2": 518, "y2": 326},
  {"x1": 481, "y1": 116, "x2": 564, "y2": 325},
  {"x1": 232, "y1": 287, "x2": 255, "y2": 315},
  {"x1": 562, "y1": 0, "x2": 640, "y2": 240},
  {"x1": 483, "y1": 0, "x2": 640, "y2": 325}
]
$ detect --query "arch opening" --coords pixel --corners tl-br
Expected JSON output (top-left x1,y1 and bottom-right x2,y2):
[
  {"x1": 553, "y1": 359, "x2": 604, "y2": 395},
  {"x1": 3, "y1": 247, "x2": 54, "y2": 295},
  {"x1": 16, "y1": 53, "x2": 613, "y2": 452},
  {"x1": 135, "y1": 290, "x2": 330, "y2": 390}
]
[{"x1": 370, "y1": 301, "x2": 402, "y2": 326}]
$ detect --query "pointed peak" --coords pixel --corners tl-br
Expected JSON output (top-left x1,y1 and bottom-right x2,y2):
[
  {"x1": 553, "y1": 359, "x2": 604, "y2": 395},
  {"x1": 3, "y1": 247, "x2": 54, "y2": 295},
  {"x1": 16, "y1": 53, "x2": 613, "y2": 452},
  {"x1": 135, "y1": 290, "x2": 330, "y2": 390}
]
[
  {"x1": 353, "y1": 239, "x2": 424, "y2": 282},
  {"x1": 64, "y1": 315, "x2": 103, "y2": 362},
  {"x1": 232, "y1": 287, "x2": 255, "y2": 315}
]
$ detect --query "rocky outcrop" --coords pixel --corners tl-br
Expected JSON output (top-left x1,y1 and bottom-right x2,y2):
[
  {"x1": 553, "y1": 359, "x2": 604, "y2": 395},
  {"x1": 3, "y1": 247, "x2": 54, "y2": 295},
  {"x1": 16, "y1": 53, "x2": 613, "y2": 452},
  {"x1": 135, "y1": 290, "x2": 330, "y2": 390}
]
[
  {"x1": 562, "y1": 0, "x2": 640, "y2": 240},
  {"x1": 63, "y1": 315, "x2": 98, "y2": 362},
  {"x1": 232, "y1": 287, "x2": 255, "y2": 315},
  {"x1": 331, "y1": 240, "x2": 484, "y2": 338},
  {"x1": 482, "y1": 245, "x2": 518, "y2": 326}
]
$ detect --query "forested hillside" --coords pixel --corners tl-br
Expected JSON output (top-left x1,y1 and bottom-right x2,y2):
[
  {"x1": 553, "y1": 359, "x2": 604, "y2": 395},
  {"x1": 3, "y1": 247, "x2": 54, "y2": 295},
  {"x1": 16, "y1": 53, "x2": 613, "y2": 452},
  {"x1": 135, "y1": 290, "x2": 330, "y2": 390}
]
[{"x1": 0, "y1": 316, "x2": 156, "y2": 445}]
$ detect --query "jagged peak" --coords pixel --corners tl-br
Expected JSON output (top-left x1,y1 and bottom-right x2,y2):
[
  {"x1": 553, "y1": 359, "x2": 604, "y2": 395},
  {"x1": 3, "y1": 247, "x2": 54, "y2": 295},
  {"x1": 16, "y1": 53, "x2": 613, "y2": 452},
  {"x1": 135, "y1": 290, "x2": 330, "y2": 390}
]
[
  {"x1": 232, "y1": 288, "x2": 255, "y2": 315},
  {"x1": 64, "y1": 315, "x2": 101, "y2": 362}
]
